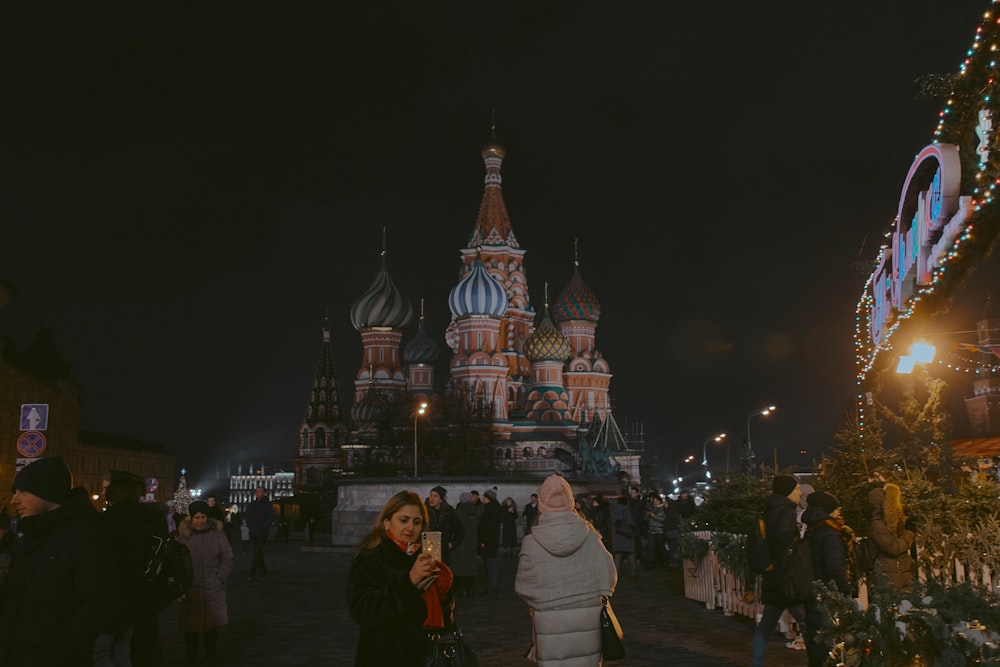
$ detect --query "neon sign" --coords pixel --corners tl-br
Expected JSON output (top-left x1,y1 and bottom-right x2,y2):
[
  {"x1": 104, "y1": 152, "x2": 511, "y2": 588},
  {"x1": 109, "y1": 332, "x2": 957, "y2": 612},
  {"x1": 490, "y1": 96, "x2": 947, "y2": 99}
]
[{"x1": 867, "y1": 143, "x2": 970, "y2": 351}]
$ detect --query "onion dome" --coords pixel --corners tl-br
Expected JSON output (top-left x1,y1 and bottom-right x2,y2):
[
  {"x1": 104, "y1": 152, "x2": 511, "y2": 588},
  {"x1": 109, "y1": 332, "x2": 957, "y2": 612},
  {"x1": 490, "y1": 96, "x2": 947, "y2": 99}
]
[
  {"x1": 351, "y1": 389, "x2": 389, "y2": 423},
  {"x1": 449, "y1": 256, "x2": 508, "y2": 318},
  {"x1": 552, "y1": 266, "x2": 601, "y2": 323},
  {"x1": 481, "y1": 121, "x2": 506, "y2": 159},
  {"x1": 525, "y1": 292, "x2": 572, "y2": 362},
  {"x1": 350, "y1": 252, "x2": 414, "y2": 329},
  {"x1": 403, "y1": 304, "x2": 440, "y2": 364}
]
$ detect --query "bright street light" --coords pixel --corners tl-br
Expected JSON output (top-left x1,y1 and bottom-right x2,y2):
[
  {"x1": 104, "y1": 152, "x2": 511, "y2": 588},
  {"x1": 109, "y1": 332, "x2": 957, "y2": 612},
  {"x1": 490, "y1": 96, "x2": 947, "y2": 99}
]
[
  {"x1": 702, "y1": 433, "x2": 726, "y2": 479},
  {"x1": 413, "y1": 402, "x2": 428, "y2": 478},
  {"x1": 746, "y1": 405, "x2": 776, "y2": 473}
]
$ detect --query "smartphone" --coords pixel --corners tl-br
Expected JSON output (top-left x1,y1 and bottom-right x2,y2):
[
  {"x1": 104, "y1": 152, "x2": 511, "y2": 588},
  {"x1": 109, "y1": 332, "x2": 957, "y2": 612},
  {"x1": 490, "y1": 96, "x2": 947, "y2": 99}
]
[{"x1": 421, "y1": 530, "x2": 442, "y2": 562}]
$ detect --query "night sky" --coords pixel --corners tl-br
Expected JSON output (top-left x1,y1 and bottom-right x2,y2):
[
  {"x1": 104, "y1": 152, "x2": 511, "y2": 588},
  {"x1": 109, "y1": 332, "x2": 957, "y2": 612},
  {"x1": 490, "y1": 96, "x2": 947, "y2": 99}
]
[{"x1": 0, "y1": 1, "x2": 992, "y2": 489}]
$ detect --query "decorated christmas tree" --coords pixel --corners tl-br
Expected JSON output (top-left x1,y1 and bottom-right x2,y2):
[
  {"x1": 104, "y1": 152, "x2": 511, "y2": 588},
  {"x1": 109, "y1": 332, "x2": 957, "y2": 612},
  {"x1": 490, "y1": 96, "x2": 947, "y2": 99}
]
[{"x1": 173, "y1": 468, "x2": 193, "y2": 516}]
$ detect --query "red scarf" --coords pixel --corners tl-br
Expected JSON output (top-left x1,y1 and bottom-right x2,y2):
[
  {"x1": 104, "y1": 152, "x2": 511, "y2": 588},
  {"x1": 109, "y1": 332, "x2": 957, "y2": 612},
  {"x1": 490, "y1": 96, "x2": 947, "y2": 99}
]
[{"x1": 385, "y1": 531, "x2": 452, "y2": 629}]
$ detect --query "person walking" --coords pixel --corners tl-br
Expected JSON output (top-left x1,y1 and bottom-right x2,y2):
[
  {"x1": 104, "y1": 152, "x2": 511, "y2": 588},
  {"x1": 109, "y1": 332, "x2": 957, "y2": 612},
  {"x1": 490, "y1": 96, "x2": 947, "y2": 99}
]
[
  {"x1": 500, "y1": 497, "x2": 518, "y2": 558},
  {"x1": 645, "y1": 494, "x2": 666, "y2": 569},
  {"x1": 867, "y1": 483, "x2": 916, "y2": 590},
  {"x1": 244, "y1": 486, "x2": 275, "y2": 580},
  {"x1": 176, "y1": 500, "x2": 234, "y2": 663},
  {"x1": 1, "y1": 457, "x2": 120, "y2": 667},
  {"x1": 750, "y1": 474, "x2": 807, "y2": 665},
  {"x1": 515, "y1": 474, "x2": 617, "y2": 666},
  {"x1": 803, "y1": 490, "x2": 855, "y2": 667}
]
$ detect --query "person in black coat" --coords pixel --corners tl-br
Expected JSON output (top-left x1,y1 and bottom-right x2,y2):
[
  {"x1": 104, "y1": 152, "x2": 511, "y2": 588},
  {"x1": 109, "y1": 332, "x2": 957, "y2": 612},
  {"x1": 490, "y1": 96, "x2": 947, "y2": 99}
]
[
  {"x1": 426, "y1": 486, "x2": 463, "y2": 564},
  {"x1": 802, "y1": 490, "x2": 854, "y2": 667},
  {"x1": 478, "y1": 490, "x2": 502, "y2": 595},
  {"x1": 750, "y1": 475, "x2": 806, "y2": 666},
  {"x1": 1, "y1": 457, "x2": 120, "y2": 667},
  {"x1": 346, "y1": 490, "x2": 440, "y2": 667},
  {"x1": 95, "y1": 471, "x2": 165, "y2": 667}
]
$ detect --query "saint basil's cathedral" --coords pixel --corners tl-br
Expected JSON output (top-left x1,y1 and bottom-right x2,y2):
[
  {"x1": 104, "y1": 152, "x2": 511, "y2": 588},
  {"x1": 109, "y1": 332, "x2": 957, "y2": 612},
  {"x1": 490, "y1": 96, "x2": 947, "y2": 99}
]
[{"x1": 293, "y1": 125, "x2": 633, "y2": 489}]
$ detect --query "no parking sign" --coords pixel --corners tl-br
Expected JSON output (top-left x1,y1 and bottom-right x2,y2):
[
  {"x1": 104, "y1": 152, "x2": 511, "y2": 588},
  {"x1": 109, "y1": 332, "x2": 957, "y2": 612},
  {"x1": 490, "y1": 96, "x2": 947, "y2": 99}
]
[{"x1": 17, "y1": 431, "x2": 46, "y2": 458}]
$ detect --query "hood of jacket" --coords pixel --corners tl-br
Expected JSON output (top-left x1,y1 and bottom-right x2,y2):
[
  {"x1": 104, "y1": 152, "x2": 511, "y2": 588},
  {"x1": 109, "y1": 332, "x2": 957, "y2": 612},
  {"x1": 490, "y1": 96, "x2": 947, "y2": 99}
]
[
  {"x1": 178, "y1": 516, "x2": 224, "y2": 539},
  {"x1": 529, "y1": 510, "x2": 592, "y2": 557}
]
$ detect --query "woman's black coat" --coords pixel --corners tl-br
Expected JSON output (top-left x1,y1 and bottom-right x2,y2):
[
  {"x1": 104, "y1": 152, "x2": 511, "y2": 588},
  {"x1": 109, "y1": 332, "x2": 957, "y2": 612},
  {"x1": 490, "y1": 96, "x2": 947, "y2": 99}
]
[{"x1": 346, "y1": 536, "x2": 427, "y2": 667}]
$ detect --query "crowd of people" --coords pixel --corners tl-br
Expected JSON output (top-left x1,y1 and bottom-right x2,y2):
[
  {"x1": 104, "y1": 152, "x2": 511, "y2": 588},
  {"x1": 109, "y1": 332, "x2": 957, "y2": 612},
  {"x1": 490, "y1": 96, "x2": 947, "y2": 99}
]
[{"x1": 0, "y1": 456, "x2": 280, "y2": 666}]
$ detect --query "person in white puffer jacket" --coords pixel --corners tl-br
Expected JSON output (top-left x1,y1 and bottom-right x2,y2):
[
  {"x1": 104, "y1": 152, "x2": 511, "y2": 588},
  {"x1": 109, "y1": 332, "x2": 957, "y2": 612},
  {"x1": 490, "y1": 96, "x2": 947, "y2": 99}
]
[{"x1": 515, "y1": 474, "x2": 617, "y2": 666}]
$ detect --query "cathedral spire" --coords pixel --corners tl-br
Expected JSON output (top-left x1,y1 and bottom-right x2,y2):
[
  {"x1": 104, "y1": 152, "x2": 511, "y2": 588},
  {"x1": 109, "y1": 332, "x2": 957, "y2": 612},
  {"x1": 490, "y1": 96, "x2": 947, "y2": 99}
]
[{"x1": 470, "y1": 118, "x2": 517, "y2": 248}]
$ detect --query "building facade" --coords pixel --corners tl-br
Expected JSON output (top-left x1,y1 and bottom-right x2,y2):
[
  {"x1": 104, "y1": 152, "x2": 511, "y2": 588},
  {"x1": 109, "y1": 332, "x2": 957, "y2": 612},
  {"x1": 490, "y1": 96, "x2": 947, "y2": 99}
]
[{"x1": 294, "y1": 124, "x2": 626, "y2": 490}]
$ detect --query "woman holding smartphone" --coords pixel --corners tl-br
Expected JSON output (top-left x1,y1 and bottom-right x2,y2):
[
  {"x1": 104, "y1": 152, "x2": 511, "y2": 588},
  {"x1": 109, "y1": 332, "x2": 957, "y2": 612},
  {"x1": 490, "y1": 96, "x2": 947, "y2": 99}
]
[{"x1": 346, "y1": 490, "x2": 454, "y2": 666}]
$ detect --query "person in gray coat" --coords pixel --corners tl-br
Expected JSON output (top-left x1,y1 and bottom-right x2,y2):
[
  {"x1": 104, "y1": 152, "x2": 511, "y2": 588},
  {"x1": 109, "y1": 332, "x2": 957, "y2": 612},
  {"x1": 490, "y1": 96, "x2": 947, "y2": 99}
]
[
  {"x1": 515, "y1": 474, "x2": 617, "y2": 666},
  {"x1": 177, "y1": 500, "x2": 234, "y2": 663}
]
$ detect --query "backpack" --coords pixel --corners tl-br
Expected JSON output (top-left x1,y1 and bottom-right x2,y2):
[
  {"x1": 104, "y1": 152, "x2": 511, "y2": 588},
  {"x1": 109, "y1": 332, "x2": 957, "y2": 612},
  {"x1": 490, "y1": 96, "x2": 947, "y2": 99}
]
[
  {"x1": 853, "y1": 537, "x2": 879, "y2": 580},
  {"x1": 144, "y1": 535, "x2": 194, "y2": 609},
  {"x1": 747, "y1": 516, "x2": 772, "y2": 574},
  {"x1": 780, "y1": 536, "x2": 815, "y2": 602}
]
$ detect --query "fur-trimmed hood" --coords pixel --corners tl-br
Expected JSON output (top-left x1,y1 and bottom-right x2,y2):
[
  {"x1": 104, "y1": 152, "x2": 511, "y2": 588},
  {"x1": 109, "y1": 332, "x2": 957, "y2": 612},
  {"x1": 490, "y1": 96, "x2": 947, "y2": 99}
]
[{"x1": 177, "y1": 516, "x2": 225, "y2": 539}]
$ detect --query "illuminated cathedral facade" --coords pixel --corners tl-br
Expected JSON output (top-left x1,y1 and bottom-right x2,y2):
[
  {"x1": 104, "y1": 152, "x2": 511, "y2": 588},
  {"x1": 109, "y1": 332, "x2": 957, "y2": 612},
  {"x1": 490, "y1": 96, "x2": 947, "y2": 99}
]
[{"x1": 293, "y1": 125, "x2": 623, "y2": 488}]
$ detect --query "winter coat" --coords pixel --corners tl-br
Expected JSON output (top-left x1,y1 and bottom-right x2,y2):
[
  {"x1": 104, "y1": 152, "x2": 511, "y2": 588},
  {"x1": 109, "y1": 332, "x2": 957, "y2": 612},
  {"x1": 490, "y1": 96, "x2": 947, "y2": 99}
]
[
  {"x1": 102, "y1": 501, "x2": 165, "y2": 630},
  {"x1": 0, "y1": 487, "x2": 120, "y2": 667},
  {"x1": 646, "y1": 504, "x2": 665, "y2": 534},
  {"x1": 177, "y1": 517, "x2": 233, "y2": 633},
  {"x1": 428, "y1": 500, "x2": 463, "y2": 559},
  {"x1": 802, "y1": 506, "x2": 852, "y2": 596},
  {"x1": 450, "y1": 501, "x2": 480, "y2": 578},
  {"x1": 610, "y1": 502, "x2": 637, "y2": 553},
  {"x1": 346, "y1": 536, "x2": 428, "y2": 667},
  {"x1": 869, "y1": 515, "x2": 915, "y2": 589},
  {"x1": 523, "y1": 502, "x2": 540, "y2": 534},
  {"x1": 501, "y1": 504, "x2": 519, "y2": 548},
  {"x1": 244, "y1": 497, "x2": 276, "y2": 540},
  {"x1": 515, "y1": 511, "x2": 617, "y2": 667},
  {"x1": 759, "y1": 493, "x2": 800, "y2": 606},
  {"x1": 478, "y1": 500, "x2": 502, "y2": 558}
]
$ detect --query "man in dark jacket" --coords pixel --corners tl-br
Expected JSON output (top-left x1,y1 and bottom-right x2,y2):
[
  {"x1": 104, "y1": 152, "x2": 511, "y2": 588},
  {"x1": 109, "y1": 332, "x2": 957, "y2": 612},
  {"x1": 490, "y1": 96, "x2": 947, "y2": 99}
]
[
  {"x1": 750, "y1": 474, "x2": 805, "y2": 667},
  {"x1": 245, "y1": 486, "x2": 276, "y2": 580},
  {"x1": 426, "y1": 485, "x2": 463, "y2": 564},
  {"x1": 523, "y1": 493, "x2": 539, "y2": 534},
  {"x1": 478, "y1": 490, "x2": 502, "y2": 595},
  {"x1": 1, "y1": 456, "x2": 120, "y2": 667}
]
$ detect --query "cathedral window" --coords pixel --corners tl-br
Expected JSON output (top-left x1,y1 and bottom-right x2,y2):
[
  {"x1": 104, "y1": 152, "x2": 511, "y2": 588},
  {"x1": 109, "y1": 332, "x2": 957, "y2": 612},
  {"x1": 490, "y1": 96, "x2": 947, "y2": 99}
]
[
  {"x1": 537, "y1": 447, "x2": 546, "y2": 457},
  {"x1": 523, "y1": 447, "x2": 533, "y2": 459}
]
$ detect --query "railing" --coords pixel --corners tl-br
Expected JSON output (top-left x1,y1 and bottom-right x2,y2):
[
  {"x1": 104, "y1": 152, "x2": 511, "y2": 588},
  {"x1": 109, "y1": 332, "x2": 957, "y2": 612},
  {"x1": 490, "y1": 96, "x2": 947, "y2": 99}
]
[{"x1": 681, "y1": 531, "x2": 798, "y2": 636}]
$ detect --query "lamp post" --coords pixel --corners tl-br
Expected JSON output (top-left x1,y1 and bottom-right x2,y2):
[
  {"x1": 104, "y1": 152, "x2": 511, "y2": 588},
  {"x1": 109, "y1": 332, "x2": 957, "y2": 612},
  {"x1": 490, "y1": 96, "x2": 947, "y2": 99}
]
[
  {"x1": 413, "y1": 402, "x2": 427, "y2": 478},
  {"x1": 674, "y1": 454, "x2": 695, "y2": 489},
  {"x1": 745, "y1": 405, "x2": 776, "y2": 474},
  {"x1": 701, "y1": 433, "x2": 726, "y2": 479}
]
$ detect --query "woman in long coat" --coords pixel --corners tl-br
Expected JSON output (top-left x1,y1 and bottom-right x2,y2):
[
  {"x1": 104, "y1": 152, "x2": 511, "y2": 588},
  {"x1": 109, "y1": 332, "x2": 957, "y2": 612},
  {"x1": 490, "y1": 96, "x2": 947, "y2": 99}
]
[
  {"x1": 177, "y1": 500, "x2": 234, "y2": 662},
  {"x1": 868, "y1": 483, "x2": 916, "y2": 590},
  {"x1": 516, "y1": 475, "x2": 617, "y2": 666},
  {"x1": 500, "y1": 497, "x2": 519, "y2": 557},
  {"x1": 451, "y1": 492, "x2": 480, "y2": 597},
  {"x1": 346, "y1": 490, "x2": 442, "y2": 667}
]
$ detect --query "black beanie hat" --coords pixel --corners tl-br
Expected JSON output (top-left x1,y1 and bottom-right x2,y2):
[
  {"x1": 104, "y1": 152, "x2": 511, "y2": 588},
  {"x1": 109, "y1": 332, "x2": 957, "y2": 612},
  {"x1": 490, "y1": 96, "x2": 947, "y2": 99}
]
[
  {"x1": 188, "y1": 500, "x2": 210, "y2": 517},
  {"x1": 807, "y1": 490, "x2": 840, "y2": 515},
  {"x1": 12, "y1": 457, "x2": 72, "y2": 504},
  {"x1": 772, "y1": 475, "x2": 798, "y2": 497},
  {"x1": 431, "y1": 485, "x2": 447, "y2": 500}
]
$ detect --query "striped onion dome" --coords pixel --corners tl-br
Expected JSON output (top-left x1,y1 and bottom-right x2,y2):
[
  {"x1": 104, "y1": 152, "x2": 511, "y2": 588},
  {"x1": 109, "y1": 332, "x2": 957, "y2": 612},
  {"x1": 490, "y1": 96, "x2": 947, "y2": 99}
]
[
  {"x1": 525, "y1": 307, "x2": 571, "y2": 362},
  {"x1": 350, "y1": 253, "x2": 414, "y2": 329},
  {"x1": 448, "y1": 257, "x2": 508, "y2": 318},
  {"x1": 403, "y1": 317, "x2": 440, "y2": 364},
  {"x1": 552, "y1": 267, "x2": 601, "y2": 323},
  {"x1": 351, "y1": 390, "x2": 389, "y2": 423}
]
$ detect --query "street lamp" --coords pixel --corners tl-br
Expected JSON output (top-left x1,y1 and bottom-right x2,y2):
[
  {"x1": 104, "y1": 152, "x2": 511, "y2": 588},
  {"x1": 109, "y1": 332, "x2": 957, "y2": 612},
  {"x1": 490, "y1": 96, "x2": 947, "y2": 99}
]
[
  {"x1": 745, "y1": 405, "x2": 776, "y2": 473},
  {"x1": 413, "y1": 402, "x2": 427, "y2": 478},
  {"x1": 702, "y1": 433, "x2": 726, "y2": 479},
  {"x1": 674, "y1": 454, "x2": 695, "y2": 487}
]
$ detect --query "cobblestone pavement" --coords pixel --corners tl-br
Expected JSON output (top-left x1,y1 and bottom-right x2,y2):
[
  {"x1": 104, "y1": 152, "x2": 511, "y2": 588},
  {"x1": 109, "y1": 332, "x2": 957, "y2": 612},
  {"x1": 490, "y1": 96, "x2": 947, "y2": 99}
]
[{"x1": 159, "y1": 539, "x2": 808, "y2": 666}]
